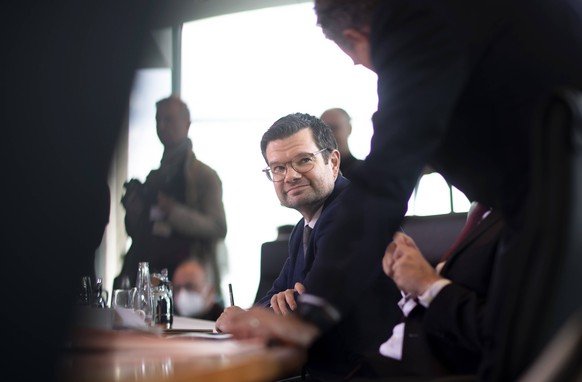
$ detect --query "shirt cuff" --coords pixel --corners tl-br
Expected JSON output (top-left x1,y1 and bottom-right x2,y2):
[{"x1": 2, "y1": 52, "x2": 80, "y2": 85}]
[{"x1": 417, "y1": 278, "x2": 452, "y2": 308}]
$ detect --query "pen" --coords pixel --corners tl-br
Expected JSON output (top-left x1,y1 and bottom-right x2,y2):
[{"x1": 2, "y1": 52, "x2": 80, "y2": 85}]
[{"x1": 228, "y1": 283, "x2": 235, "y2": 306}]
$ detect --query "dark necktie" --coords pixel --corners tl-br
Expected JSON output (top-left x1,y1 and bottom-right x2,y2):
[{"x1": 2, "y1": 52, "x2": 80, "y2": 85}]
[
  {"x1": 303, "y1": 225, "x2": 312, "y2": 256},
  {"x1": 440, "y1": 202, "x2": 489, "y2": 262}
]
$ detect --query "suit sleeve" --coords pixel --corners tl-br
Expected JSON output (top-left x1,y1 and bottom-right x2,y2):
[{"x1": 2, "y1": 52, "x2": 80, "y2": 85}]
[
  {"x1": 255, "y1": 256, "x2": 293, "y2": 307},
  {"x1": 421, "y1": 215, "x2": 505, "y2": 353},
  {"x1": 300, "y1": 1, "x2": 471, "y2": 325}
]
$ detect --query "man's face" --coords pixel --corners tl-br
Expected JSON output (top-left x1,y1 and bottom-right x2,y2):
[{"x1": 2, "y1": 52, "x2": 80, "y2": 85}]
[
  {"x1": 156, "y1": 101, "x2": 190, "y2": 148},
  {"x1": 265, "y1": 128, "x2": 340, "y2": 219}
]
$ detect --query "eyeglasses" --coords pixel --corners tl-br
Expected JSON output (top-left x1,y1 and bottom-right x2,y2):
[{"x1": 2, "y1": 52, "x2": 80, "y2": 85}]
[{"x1": 262, "y1": 148, "x2": 328, "y2": 182}]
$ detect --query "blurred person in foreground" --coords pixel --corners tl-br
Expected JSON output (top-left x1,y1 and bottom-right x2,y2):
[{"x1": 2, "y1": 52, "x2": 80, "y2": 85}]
[
  {"x1": 4, "y1": 2, "x2": 152, "y2": 380},
  {"x1": 216, "y1": 0, "x2": 582, "y2": 380}
]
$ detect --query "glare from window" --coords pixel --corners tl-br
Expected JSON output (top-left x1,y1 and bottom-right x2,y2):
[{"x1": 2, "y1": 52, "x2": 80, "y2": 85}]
[
  {"x1": 452, "y1": 186, "x2": 472, "y2": 213},
  {"x1": 128, "y1": 69, "x2": 171, "y2": 182},
  {"x1": 408, "y1": 173, "x2": 470, "y2": 216}
]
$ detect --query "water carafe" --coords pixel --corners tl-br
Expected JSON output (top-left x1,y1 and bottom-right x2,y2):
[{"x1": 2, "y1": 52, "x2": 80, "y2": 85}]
[{"x1": 135, "y1": 262, "x2": 153, "y2": 325}]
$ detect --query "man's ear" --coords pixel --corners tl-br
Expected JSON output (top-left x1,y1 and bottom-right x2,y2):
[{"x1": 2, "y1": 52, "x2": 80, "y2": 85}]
[
  {"x1": 331, "y1": 149, "x2": 341, "y2": 177},
  {"x1": 338, "y1": 27, "x2": 374, "y2": 70},
  {"x1": 341, "y1": 28, "x2": 369, "y2": 50}
]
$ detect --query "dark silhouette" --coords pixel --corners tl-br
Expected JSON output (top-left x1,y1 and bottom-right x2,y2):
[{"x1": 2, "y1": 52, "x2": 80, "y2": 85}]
[{"x1": 3, "y1": 2, "x2": 151, "y2": 380}]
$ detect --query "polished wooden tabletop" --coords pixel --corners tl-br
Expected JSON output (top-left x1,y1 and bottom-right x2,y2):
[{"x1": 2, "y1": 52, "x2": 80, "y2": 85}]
[{"x1": 57, "y1": 327, "x2": 306, "y2": 382}]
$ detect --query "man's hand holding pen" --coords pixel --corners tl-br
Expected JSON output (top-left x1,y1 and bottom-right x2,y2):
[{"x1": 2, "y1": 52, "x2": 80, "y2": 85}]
[
  {"x1": 215, "y1": 283, "x2": 238, "y2": 333},
  {"x1": 216, "y1": 306, "x2": 320, "y2": 349},
  {"x1": 215, "y1": 281, "x2": 320, "y2": 349},
  {"x1": 215, "y1": 305, "x2": 246, "y2": 332}
]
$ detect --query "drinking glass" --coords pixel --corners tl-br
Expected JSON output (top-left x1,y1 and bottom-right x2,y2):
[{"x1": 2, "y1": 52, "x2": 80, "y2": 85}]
[{"x1": 111, "y1": 288, "x2": 137, "y2": 309}]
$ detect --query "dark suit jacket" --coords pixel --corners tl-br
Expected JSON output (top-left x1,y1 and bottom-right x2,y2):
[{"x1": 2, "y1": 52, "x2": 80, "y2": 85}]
[
  {"x1": 399, "y1": 210, "x2": 506, "y2": 377},
  {"x1": 256, "y1": 176, "x2": 401, "y2": 378},
  {"x1": 256, "y1": 176, "x2": 352, "y2": 306},
  {"x1": 300, "y1": 1, "x2": 582, "y2": 374}
]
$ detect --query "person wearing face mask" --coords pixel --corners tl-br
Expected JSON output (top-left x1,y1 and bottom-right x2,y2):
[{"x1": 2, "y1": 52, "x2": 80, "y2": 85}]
[{"x1": 172, "y1": 258, "x2": 223, "y2": 321}]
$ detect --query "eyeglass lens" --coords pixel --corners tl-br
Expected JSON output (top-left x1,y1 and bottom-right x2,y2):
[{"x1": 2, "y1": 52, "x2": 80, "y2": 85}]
[{"x1": 268, "y1": 153, "x2": 316, "y2": 181}]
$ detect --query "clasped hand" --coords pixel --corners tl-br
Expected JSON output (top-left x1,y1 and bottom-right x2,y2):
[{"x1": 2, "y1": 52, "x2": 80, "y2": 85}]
[{"x1": 382, "y1": 232, "x2": 442, "y2": 297}]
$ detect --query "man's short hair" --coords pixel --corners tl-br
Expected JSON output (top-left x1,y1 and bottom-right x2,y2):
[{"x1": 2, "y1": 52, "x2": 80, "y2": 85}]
[
  {"x1": 156, "y1": 95, "x2": 191, "y2": 122},
  {"x1": 260, "y1": 113, "x2": 338, "y2": 163},
  {"x1": 314, "y1": 0, "x2": 379, "y2": 48}
]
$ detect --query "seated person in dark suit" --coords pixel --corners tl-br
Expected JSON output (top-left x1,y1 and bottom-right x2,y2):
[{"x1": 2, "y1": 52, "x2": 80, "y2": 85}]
[
  {"x1": 172, "y1": 258, "x2": 223, "y2": 321},
  {"x1": 217, "y1": 113, "x2": 401, "y2": 379},
  {"x1": 357, "y1": 202, "x2": 506, "y2": 379}
]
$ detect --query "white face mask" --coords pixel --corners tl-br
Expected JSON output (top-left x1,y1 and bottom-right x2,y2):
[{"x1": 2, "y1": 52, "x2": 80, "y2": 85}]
[{"x1": 174, "y1": 290, "x2": 206, "y2": 317}]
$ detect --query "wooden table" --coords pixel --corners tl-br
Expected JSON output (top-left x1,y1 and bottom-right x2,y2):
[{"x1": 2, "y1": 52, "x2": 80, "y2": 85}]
[{"x1": 57, "y1": 323, "x2": 305, "y2": 382}]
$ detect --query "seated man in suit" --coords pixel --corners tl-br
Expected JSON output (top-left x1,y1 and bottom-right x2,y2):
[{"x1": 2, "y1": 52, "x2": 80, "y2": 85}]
[
  {"x1": 217, "y1": 113, "x2": 401, "y2": 379},
  {"x1": 356, "y1": 202, "x2": 506, "y2": 379}
]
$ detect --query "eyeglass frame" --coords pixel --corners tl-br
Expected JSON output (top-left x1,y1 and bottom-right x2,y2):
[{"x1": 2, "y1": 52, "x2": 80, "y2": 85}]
[{"x1": 262, "y1": 148, "x2": 329, "y2": 182}]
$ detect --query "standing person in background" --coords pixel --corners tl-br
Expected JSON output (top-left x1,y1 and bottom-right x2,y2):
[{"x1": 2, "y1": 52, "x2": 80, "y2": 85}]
[
  {"x1": 219, "y1": 1, "x2": 582, "y2": 381},
  {"x1": 320, "y1": 107, "x2": 363, "y2": 180},
  {"x1": 115, "y1": 96, "x2": 227, "y2": 303},
  {"x1": 172, "y1": 258, "x2": 224, "y2": 321}
]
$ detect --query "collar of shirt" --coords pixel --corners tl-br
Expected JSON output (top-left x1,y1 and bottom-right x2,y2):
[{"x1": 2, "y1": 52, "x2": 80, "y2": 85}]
[{"x1": 304, "y1": 205, "x2": 323, "y2": 229}]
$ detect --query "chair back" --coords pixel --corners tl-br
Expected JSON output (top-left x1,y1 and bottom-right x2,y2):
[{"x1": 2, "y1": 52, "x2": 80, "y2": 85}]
[
  {"x1": 486, "y1": 89, "x2": 582, "y2": 381},
  {"x1": 254, "y1": 239, "x2": 289, "y2": 304},
  {"x1": 400, "y1": 212, "x2": 467, "y2": 266}
]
